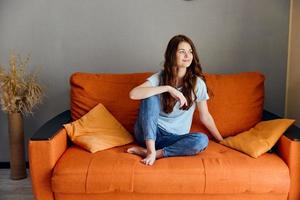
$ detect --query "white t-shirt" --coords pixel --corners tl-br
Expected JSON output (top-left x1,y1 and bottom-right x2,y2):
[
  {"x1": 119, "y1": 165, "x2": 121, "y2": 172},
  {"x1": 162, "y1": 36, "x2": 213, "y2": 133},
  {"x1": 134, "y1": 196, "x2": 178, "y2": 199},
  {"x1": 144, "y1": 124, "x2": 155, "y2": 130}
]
[{"x1": 147, "y1": 70, "x2": 209, "y2": 135}]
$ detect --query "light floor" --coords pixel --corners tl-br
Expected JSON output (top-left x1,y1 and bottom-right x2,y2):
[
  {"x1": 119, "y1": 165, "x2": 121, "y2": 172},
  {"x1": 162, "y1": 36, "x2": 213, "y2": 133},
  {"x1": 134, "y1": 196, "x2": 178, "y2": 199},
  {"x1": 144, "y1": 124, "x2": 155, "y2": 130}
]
[{"x1": 0, "y1": 169, "x2": 34, "y2": 200}]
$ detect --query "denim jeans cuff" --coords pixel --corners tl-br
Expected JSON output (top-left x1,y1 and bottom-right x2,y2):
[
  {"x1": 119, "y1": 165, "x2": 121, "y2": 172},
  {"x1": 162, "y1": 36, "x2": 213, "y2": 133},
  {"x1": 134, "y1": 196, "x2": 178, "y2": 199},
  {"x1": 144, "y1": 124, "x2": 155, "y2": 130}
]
[
  {"x1": 144, "y1": 136, "x2": 156, "y2": 141},
  {"x1": 162, "y1": 148, "x2": 168, "y2": 157}
]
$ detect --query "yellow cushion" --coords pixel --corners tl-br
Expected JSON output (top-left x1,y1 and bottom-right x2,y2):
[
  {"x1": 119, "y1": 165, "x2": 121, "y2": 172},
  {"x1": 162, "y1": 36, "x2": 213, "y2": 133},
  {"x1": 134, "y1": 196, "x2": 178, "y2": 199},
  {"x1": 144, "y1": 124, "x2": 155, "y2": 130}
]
[
  {"x1": 63, "y1": 103, "x2": 133, "y2": 153},
  {"x1": 220, "y1": 119, "x2": 295, "y2": 158}
]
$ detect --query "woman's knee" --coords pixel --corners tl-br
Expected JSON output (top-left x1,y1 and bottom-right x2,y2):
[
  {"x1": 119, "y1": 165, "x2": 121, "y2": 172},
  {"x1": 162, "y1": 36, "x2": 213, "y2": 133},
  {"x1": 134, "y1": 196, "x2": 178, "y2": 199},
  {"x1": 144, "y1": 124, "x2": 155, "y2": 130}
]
[{"x1": 141, "y1": 95, "x2": 160, "y2": 111}]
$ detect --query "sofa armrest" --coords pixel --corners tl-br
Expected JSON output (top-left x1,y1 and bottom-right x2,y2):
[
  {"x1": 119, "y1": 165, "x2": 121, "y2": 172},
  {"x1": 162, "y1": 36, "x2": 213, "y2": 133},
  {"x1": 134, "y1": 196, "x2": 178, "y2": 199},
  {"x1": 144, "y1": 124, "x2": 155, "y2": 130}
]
[
  {"x1": 29, "y1": 110, "x2": 71, "y2": 200},
  {"x1": 262, "y1": 109, "x2": 281, "y2": 120},
  {"x1": 31, "y1": 110, "x2": 71, "y2": 140},
  {"x1": 263, "y1": 110, "x2": 300, "y2": 200},
  {"x1": 277, "y1": 132, "x2": 300, "y2": 200},
  {"x1": 262, "y1": 110, "x2": 300, "y2": 141}
]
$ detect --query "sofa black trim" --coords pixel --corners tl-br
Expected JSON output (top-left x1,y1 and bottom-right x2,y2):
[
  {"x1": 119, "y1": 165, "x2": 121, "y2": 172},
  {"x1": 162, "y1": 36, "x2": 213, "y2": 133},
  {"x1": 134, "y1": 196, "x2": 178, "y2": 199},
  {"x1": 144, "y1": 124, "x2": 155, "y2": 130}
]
[
  {"x1": 263, "y1": 110, "x2": 300, "y2": 142},
  {"x1": 30, "y1": 110, "x2": 71, "y2": 141}
]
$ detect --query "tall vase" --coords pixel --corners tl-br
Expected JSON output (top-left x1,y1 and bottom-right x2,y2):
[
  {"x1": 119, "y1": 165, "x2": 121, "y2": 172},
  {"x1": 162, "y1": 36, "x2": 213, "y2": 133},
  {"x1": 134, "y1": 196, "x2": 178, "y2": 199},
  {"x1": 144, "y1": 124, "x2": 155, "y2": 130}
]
[{"x1": 8, "y1": 112, "x2": 27, "y2": 180}]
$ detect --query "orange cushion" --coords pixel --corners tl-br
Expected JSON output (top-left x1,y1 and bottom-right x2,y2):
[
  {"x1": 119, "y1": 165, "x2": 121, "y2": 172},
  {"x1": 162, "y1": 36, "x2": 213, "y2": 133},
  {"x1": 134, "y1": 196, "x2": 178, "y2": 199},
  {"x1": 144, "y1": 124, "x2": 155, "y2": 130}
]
[
  {"x1": 191, "y1": 72, "x2": 264, "y2": 137},
  {"x1": 70, "y1": 72, "x2": 264, "y2": 137},
  {"x1": 63, "y1": 103, "x2": 133, "y2": 153},
  {"x1": 70, "y1": 72, "x2": 150, "y2": 133},
  {"x1": 52, "y1": 142, "x2": 289, "y2": 195},
  {"x1": 220, "y1": 119, "x2": 295, "y2": 158}
]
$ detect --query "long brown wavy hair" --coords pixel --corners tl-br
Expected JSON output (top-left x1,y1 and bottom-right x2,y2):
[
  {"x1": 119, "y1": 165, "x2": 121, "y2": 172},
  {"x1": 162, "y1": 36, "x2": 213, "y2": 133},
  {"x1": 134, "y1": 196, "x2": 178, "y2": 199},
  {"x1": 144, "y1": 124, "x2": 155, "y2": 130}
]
[{"x1": 160, "y1": 35, "x2": 208, "y2": 113}]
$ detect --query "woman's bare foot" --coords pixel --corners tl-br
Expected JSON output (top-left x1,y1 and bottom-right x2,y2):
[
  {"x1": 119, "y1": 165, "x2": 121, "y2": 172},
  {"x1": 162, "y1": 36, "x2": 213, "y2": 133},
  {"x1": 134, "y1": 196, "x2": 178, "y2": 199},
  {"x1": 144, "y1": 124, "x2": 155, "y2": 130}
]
[
  {"x1": 127, "y1": 147, "x2": 164, "y2": 166},
  {"x1": 127, "y1": 146, "x2": 147, "y2": 157},
  {"x1": 141, "y1": 153, "x2": 156, "y2": 165}
]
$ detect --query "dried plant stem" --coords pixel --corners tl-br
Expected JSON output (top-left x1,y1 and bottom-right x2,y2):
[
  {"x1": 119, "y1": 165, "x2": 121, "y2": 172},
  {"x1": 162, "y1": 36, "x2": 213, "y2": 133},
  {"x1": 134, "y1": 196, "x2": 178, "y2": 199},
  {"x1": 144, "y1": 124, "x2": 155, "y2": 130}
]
[{"x1": 0, "y1": 53, "x2": 43, "y2": 115}]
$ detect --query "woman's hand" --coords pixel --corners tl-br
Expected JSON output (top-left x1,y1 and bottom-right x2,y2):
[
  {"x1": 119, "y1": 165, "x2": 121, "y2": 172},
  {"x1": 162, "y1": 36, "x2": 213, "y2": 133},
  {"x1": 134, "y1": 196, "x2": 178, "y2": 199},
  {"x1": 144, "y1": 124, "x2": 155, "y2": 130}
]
[
  {"x1": 167, "y1": 86, "x2": 187, "y2": 107},
  {"x1": 215, "y1": 136, "x2": 224, "y2": 143}
]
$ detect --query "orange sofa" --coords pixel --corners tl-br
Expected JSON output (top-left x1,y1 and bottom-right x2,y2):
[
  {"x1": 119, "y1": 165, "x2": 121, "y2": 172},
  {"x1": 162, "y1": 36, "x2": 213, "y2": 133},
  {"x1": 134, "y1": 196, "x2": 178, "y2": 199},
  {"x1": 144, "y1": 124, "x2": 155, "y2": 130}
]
[{"x1": 29, "y1": 72, "x2": 300, "y2": 200}]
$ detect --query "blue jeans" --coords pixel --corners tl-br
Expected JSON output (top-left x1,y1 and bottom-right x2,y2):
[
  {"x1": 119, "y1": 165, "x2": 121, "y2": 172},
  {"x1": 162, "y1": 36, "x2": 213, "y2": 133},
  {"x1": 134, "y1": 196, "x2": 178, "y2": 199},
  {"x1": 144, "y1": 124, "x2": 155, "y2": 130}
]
[{"x1": 134, "y1": 95, "x2": 209, "y2": 157}]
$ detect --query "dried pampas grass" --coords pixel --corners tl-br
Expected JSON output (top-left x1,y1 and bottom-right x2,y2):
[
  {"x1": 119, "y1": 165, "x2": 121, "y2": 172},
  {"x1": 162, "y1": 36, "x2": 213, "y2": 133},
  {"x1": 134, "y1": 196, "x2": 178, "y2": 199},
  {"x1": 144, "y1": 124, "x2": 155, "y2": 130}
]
[{"x1": 0, "y1": 53, "x2": 43, "y2": 114}]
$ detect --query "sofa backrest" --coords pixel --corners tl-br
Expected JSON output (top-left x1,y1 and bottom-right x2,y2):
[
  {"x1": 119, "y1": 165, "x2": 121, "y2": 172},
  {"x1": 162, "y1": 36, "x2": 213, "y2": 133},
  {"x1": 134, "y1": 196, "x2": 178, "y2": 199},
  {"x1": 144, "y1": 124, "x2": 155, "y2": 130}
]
[{"x1": 70, "y1": 71, "x2": 264, "y2": 137}]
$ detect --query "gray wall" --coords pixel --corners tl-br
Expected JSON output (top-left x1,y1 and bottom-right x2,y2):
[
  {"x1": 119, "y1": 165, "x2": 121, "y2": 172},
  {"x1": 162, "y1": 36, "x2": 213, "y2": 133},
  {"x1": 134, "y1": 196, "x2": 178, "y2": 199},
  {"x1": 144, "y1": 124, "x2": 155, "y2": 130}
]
[{"x1": 0, "y1": 0, "x2": 290, "y2": 162}]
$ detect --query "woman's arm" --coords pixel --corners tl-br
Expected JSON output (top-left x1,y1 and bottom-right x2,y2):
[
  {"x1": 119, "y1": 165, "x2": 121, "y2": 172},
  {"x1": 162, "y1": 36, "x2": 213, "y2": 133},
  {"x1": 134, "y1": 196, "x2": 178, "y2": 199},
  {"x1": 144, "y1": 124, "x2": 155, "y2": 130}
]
[
  {"x1": 129, "y1": 81, "x2": 169, "y2": 100},
  {"x1": 197, "y1": 101, "x2": 223, "y2": 142},
  {"x1": 129, "y1": 81, "x2": 187, "y2": 107}
]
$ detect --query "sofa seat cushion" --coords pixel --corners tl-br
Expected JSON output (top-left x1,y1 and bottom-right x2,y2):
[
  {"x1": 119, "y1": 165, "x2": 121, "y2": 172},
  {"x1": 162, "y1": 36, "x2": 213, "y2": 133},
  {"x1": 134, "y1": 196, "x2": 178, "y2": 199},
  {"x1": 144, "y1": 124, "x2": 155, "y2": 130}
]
[{"x1": 52, "y1": 142, "x2": 289, "y2": 195}]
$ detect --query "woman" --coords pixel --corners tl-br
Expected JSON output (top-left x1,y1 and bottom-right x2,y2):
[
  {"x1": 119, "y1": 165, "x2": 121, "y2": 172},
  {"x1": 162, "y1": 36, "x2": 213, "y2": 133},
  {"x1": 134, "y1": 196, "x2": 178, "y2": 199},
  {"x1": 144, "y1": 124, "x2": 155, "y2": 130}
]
[{"x1": 127, "y1": 35, "x2": 223, "y2": 166}]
